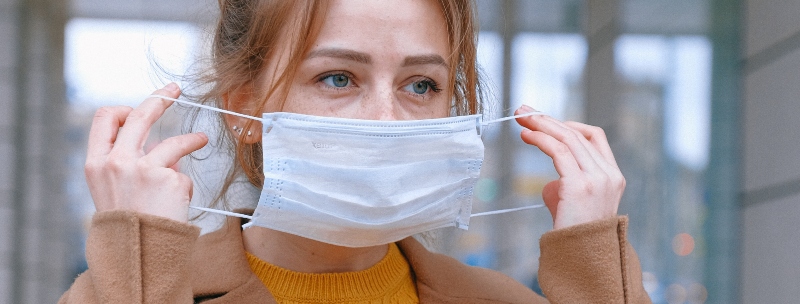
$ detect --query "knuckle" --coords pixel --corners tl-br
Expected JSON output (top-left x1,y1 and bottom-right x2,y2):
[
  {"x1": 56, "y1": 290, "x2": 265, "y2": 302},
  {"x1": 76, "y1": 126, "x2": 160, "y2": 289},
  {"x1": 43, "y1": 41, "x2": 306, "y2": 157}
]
[
  {"x1": 106, "y1": 155, "x2": 132, "y2": 172},
  {"x1": 125, "y1": 110, "x2": 149, "y2": 122},
  {"x1": 83, "y1": 159, "x2": 102, "y2": 175},
  {"x1": 563, "y1": 131, "x2": 582, "y2": 146},
  {"x1": 134, "y1": 158, "x2": 152, "y2": 170},
  {"x1": 573, "y1": 177, "x2": 593, "y2": 194},
  {"x1": 608, "y1": 169, "x2": 624, "y2": 184},
  {"x1": 552, "y1": 143, "x2": 571, "y2": 158},
  {"x1": 581, "y1": 181, "x2": 595, "y2": 195},
  {"x1": 177, "y1": 174, "x2": 193, "y2": 188},
  {"x1": 93, "y1": 107, "x2": 116, "y2": 121},
  {"x1": 589, "y1": 125, "x2": 606, "y2": 138},
  {"x1": 587, "y1": 125, "x2": 606, "y2": 135},
  {"x1": 175, "y1": 175, "x2": 194, "y2": 196},
  {"x1": 93, "y1": 106, "x2": 112, "y2": 117},
  {"x1": 93, "y1": 106, "x2": 132, "y2": 120}
]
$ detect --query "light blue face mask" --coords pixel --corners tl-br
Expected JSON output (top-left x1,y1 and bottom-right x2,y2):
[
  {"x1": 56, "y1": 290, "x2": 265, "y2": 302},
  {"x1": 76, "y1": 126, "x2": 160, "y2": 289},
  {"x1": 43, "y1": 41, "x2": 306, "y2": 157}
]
[{"x1": 151, "y1": 95, "x2": 545, "y2": 247}]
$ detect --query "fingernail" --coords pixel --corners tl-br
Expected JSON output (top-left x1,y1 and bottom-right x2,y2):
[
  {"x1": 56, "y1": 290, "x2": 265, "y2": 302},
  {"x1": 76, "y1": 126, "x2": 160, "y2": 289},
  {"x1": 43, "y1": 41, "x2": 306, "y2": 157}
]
[
  {"x1": 165, "y1": 82, "x2": 179, "y2": 92},
  {"x1": 520, "y1": 104, "x2": 536, "y2": 113}
]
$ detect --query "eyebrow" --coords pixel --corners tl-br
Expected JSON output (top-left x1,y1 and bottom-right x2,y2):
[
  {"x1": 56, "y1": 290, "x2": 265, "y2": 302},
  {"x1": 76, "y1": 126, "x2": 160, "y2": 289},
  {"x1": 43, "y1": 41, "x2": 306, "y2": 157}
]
[
  {"x1": 306, "y1": 48, "x2": 449, "y2": 69},
  {"x1": 307, "y1": 48, "x2": 372, "y2": 64},
  {"x1": 403, "y1": 54, "x2": 448, "y2": 68}
]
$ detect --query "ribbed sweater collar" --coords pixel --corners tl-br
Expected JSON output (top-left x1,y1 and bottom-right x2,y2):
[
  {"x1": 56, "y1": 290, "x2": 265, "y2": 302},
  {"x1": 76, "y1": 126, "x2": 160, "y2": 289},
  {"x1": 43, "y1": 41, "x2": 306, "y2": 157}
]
[{"x1": 245, "y1": 243, "x2": 414, "y2": 302}]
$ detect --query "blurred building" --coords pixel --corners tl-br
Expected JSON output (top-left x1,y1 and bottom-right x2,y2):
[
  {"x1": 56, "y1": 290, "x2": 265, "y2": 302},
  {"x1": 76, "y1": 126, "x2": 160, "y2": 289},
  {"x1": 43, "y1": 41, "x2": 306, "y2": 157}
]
[
  {"x1": 0, "y1": 1, "x2": 74, "y2": 303},
  {"x1": 1, "y1": 0, "x2": 799, "y2": 303}
]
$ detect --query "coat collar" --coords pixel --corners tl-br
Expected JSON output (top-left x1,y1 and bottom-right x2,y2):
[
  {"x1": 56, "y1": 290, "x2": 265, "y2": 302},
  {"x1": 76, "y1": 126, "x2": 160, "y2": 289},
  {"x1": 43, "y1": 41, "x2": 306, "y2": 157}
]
[{"x1": 189, "y1": 211, "x2": 539, "y2": 303}]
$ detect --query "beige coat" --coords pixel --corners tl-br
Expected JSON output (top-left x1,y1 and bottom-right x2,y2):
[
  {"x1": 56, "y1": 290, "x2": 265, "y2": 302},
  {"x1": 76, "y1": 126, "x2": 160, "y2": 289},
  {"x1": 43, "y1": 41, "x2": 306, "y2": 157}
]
[{"x1": 60, "y1": 210, "x2": 652, "y2": 303}]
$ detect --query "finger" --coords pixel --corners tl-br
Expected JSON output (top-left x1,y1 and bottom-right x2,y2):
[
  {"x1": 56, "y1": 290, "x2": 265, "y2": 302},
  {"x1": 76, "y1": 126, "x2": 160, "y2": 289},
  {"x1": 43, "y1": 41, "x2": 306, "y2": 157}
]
[
  {"x1": 515, "y1": 111, "x2": 600, "y2": 173},
  {"x1": 87, "y1": 106, "x2": 134, "y2": 159},
  {"x1": 142, "y1": 132, "x2": 208, "y2": 168},
  {"x1": 564, "y1": 121, "x2": 619, "y2": 169},
  {"x1": 520, "y1": 129, "x2": 581, "y2": 177},
  {"x1": 113, "y1": 83, "x2": 181, "y2": 152},
  {"x1": 538, "y1": 115, "x2": 609, "y2": 171}
]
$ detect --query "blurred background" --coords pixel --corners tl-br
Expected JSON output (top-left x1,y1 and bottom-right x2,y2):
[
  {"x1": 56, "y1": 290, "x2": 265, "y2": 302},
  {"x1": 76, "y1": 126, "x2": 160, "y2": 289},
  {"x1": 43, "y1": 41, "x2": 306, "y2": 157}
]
[{"x1": 0, "y1": 0, "x2": 796, "y2": 303}]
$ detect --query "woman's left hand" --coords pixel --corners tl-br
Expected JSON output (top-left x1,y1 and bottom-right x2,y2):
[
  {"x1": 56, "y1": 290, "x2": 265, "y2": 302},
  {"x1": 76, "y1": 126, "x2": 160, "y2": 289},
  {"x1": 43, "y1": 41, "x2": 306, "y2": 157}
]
[{"x1": 515, "y1": 105, "x2": 625, "y2": 230}]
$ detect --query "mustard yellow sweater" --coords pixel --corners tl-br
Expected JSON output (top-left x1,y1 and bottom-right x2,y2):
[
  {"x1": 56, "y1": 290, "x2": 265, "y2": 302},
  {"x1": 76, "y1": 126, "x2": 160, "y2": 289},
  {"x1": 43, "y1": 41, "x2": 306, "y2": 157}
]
[{"x1": 246, "y1": 243, "x2": 419, "y2": 303}]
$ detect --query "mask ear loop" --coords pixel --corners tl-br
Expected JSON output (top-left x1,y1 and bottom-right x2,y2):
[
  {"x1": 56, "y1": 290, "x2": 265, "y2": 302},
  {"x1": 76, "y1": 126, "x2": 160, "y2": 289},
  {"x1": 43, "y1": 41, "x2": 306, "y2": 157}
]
[
  {"x1": 468, "y1": 110, "x2": 546, "y2": 218},
  {"x1": 149, "y1": 95, "x2": 265, "y2": 122},
  {"x1": 149, "y1": 94, "x2": 264, "y2": 220},
  {"x1": 481, "y1": 110, "x2": 544, "y2": 126},
  {"x1": 476, "y1": 110, "x2": 543, "y2": 135},
  {"x1": 470, "y1": 204, "x2": 545, "y2": 218},
  {"x1": 191, "y1": 206, "x2": 253, "y2": 220},
  {"x1": 154, "y1": 96, "x2": 549, "y2": 222}
]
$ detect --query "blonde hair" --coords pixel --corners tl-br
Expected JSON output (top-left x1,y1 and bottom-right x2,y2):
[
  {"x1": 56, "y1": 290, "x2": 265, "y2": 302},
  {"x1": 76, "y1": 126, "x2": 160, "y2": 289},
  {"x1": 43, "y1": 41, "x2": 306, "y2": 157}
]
[{"x1": 184, "y1": 0, "x2": 485, "y2": 210}]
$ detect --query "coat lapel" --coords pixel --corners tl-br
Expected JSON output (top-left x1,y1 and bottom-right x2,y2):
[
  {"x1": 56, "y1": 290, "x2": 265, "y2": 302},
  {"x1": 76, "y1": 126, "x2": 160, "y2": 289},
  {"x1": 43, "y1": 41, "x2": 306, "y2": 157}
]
[
  {"x1": 191, "y1": 214, "x2": 276, "y2": 303},
  {"x1": 397, "y1": 237, "x2": 545, "y2": 304}
]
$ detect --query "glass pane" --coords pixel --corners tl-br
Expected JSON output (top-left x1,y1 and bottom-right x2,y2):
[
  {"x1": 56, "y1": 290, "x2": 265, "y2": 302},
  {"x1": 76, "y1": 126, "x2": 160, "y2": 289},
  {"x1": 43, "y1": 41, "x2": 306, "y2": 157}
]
[
  {"x1": 65, "y1": 18, "x2": 201, "y2": 107},
  {"x1": 614, "y1": 34, "x2": 712, "y2": 303},
  {"x1": 442, "y1": 32, "x2": 588, "y2": 292}
]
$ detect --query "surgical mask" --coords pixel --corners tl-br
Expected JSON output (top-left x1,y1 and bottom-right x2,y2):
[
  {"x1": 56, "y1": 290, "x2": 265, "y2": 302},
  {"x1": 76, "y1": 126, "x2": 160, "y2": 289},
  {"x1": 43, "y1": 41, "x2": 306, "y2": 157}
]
[{"x1": 152, "y1": 95, "x2": 545, "y2": 247}]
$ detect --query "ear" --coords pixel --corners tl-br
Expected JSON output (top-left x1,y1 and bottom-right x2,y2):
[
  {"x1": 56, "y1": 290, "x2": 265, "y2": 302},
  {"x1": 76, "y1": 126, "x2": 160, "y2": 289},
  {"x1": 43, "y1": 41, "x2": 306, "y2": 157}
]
[{"x1": 222, "y1": 88, "x2": 263, "y2": 144}]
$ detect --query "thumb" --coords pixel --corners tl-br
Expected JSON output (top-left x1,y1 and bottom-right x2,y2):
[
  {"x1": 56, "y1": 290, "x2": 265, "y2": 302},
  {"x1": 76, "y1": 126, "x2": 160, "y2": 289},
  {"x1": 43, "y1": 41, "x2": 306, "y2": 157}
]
[
  {"x1": 542, "y1": 181, "x2": 560, "y2": 221},
  {"x1": 143, "y1": 132, "x2": 209, "y2": 168}
]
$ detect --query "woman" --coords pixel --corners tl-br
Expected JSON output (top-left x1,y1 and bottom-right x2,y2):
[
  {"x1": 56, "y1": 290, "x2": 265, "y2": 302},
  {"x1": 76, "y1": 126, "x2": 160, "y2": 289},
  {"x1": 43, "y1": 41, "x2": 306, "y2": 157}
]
[{"x1": 61, "y1": 0, "x2": 651, "y2": 303}]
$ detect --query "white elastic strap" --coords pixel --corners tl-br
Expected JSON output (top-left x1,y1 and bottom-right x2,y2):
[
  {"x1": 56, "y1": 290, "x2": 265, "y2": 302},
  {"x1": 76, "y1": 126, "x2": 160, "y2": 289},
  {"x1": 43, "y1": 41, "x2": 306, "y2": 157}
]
[
  {"x1": 481, "y1": 111, "x2": 544, "y2": 126},
  {"x1": 191, "y1": 204, "x2": 543, "y2": 220},
  {"x1": 190, "y1": 206, "x2": 253, "y2": 220},
  {"x1": 150, "y1": 94, "x2": 541, "y2": 126},
  {"x1": 469, "y1": 204, "x2": 545, "y2": 218},
  {"x1": 149, "y1": 95, "x2": 264, "y2": 122}
]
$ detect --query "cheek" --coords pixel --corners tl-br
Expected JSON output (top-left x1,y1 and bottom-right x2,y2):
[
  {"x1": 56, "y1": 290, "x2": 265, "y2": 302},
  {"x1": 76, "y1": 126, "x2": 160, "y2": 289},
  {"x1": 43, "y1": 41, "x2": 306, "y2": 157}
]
[
  {"x1": 280, "y1": 87, "x2": 317, "y2": 114},
  {"x1": 432, "y1": 96, "x2": 452, "y2": 118},
  {"x1": 280, "y1": 84, "x2": 349, "y2": 117}
]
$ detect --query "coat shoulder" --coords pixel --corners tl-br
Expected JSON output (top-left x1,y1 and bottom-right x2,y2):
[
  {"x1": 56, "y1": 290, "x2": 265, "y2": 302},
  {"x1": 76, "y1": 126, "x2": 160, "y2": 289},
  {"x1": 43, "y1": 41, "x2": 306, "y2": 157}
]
[{"x1": 397, "y1": 238, "x2": 547, "y2": 304}]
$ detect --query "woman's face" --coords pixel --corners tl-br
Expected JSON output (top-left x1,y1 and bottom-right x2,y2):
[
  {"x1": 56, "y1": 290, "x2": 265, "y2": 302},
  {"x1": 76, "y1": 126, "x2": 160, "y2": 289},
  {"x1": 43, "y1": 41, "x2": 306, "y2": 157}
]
[{"x1": 278, "y1": 0, "x2": 452, "y2": 120}]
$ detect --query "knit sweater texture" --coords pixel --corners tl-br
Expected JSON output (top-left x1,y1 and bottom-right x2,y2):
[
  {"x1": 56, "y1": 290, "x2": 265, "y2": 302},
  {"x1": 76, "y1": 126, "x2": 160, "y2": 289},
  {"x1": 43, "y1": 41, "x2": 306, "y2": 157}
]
[{"x1": 246, "y1": 243, "x2": 418, "y2": 303}]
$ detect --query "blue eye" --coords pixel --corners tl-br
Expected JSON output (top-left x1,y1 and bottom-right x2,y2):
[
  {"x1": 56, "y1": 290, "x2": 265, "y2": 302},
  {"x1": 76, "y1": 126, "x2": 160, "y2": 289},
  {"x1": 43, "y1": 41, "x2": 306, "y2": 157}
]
[
  {"x1": 322, "y1": 74, "x2": 350, "y2": 87},
  {"x1": 411, "y1": 81, "x2": 429, "y2": 94},
  {"x1": 404, "y1": 79, "x2": 440, "y2": 95}
]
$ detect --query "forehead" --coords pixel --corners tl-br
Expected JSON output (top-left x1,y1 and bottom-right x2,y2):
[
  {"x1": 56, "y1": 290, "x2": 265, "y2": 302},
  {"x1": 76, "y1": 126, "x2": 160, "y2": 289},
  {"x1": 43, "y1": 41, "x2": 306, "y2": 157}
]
[{"x1": 311, "y1": 0, "x2": 450, "y2": 59}]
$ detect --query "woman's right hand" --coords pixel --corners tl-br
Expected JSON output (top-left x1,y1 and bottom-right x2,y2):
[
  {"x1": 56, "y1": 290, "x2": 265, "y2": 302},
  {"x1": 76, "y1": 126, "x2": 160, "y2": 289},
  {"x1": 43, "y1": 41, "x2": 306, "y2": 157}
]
[{"x1": 84, "y1": 83, "x2": 208, "y2": 223}]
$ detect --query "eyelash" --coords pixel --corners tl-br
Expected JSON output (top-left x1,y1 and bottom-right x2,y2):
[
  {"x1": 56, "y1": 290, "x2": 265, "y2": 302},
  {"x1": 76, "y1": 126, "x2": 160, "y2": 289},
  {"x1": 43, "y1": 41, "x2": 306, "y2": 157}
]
[
  {"x1": 415, "y1": 79, "x2": 442, "y2": 93},
  {"x1": 316, "y1": 72, "x2": 443, "y2": 96},
  {"x1": 317, "y1": 72, "x2": 355, "y2": 91}
]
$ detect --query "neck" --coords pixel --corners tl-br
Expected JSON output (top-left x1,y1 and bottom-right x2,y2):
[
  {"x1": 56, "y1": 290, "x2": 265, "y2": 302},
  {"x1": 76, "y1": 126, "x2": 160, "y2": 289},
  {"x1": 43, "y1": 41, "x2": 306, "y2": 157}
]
[{"x1": 242, "y1": 226, "x2": 389, "y2": 273}]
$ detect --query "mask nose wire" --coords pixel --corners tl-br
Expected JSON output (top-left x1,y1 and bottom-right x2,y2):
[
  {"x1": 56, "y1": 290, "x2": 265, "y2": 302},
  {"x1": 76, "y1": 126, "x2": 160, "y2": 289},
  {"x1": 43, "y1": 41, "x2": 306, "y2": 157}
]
[{"x1": 149, "y1": 94, "x2": 264, "y2": 122}]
